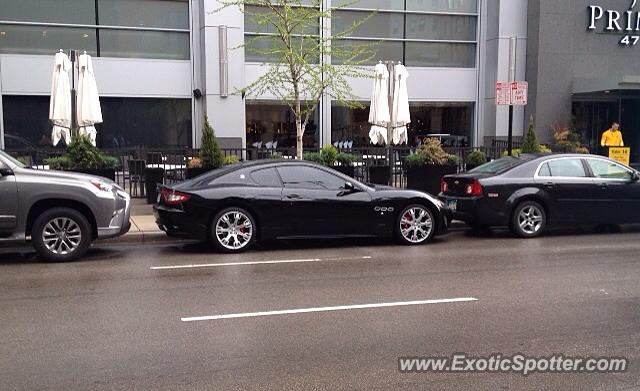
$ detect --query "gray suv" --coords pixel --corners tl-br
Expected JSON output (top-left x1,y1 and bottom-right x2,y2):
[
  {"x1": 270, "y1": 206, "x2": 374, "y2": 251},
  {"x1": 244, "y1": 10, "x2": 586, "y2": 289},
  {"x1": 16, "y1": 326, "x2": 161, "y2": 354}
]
[{"x1": 0, "y1": 150, "x2": 131, "y2": 261}]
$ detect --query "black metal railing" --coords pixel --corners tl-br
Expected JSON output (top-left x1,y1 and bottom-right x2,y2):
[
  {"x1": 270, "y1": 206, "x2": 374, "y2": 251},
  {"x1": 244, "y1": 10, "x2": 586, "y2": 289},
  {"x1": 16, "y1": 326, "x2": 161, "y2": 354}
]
[{"x1": 5, "y1": 144, "x2": 517, "y2": 198}]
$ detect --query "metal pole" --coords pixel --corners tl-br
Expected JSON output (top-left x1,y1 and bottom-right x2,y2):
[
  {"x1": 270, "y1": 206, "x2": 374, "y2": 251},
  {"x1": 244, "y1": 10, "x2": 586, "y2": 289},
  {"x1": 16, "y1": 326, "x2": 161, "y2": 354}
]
[
  {"x1": 386, "y1": 61, "x2": 395, "y2": 186},
  {"x1": 69, "y1": 49, "x2": 78, "y2": 139},
  {"x1": 507, "y1": 37, "x2": 517, "y2": 156}
]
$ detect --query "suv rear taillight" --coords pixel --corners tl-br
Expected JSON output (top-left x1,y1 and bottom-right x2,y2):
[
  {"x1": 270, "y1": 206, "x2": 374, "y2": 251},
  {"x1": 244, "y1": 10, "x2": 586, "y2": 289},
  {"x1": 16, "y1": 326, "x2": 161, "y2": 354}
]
[
  {"x1": 440, "y1": 178, "x2": 449, "y2": 193},
  {"x1": 465, "y1": 179, "x2": 483, "y2": 196},
  {"x1": 161, "y1": 188, "x2": 191, "y2": 205}
]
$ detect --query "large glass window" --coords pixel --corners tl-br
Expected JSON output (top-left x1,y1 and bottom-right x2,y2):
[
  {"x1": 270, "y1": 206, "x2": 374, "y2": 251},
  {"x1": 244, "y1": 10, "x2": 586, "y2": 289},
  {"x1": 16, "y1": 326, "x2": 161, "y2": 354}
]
[
  {"x1": 409, "y1": 102, "x2": 474, "y2": 147},
  {"x1": 244, "y1": 3, "x2": 320, "y2": 64},
  {"x1": 331, "y1": 102, "x2": 474, "y2": 147},
  {"x1": 0, "y1": 0, "x2": 190, "y2": 60},
  {"x1": 246, "y1": 101, "x2": 319, "y2": 149},
  {"x1": 0, "y1": 25, "x2": 97, "y2": 56},
  {"x1": 99, "y1": 29, "x2": 190, "y2": 60},
  {"x1": 405, "y1": 42, "x2": 475, "y2": 67},
  {"x1": 331, "y1": 0, "x2": 477, "y2": 67},
  {"x1": 331, "y1": 103, "x2": 370, "y2": 147},
  {"x1": 406, "y1": 0, "x2": 478, "y2": 13},
  {"x1": 0, "y1": 0, "x2": 96, "y2": 24},
  {"x1": 97, "y1": 0, "x2": 189, "y2": 29},
  {"x1": 2, "y1": 96, "x2": 192, "y2": 148}
]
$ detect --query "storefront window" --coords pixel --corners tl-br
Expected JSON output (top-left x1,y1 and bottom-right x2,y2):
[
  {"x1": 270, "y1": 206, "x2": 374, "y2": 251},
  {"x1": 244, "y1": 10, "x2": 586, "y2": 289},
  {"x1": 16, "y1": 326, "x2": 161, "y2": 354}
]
[
  {"x1": 0, "y1": 0, "x2": 96, "y2": 24},
  {"x1": 331, "y1": 102, "x2": 473, "y2": 148},
  {"x1": 2, "y1": 95, "x2": 192, "y2": 148},
  {"x1": 331, "y1": 103, "x2": 370, "y2": 147},
  {"x1": 0, "y1": 25, "x2": 98, "y2": 56},
  {"x1": 409, "y1": 102, "x2": 474, "y2": 147},
  {"x1": 246, "y1": 101, "x2": 319, "y2": 149}
]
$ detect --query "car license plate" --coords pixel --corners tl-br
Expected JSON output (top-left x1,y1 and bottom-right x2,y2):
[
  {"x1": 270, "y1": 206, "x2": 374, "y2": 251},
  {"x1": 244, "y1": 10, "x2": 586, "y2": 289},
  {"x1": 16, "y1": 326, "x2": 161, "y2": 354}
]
[{"x1": 446, "y1": 200, "x2": 457, "y2": 211}]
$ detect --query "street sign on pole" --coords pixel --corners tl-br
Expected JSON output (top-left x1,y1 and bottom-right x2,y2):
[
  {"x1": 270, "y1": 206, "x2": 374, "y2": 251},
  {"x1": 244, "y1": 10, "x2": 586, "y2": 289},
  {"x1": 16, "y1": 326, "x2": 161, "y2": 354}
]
[
  {"x1": 511, "y1": 81, "x2": 528, "y2": 106},
  {"x1": 496, "y1": 82, "x2": 511, "y2": 105}
]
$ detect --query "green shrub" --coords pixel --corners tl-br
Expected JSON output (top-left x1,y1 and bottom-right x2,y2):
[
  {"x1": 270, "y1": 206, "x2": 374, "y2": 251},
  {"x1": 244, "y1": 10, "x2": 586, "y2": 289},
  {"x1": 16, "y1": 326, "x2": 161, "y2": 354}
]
[
  {"x1": 521, "y1": 116, "x2": 540, "y2": 154},
  {"x1": 46, "y1": 135, "x2": 119, "y2": 169},
  {"x1": 466, "y1": 150, "x2": 487, "y2": 166},
  {"x1": 446, "y1": 154, "x2": 462, "y2": 166},
  {"x1": 336, "y1": 152, "x2": 355, "y2": 167},
  {"x1": 406, "y1": 138, "x2": 450, "y2": 166},
  {"x1": 268, "y1": 151, "x2": 284, "y2": 159},
  {"x1": 319, "y1": 145, "x2": 339, "y2": 166},
  {"x1": 303, "y1": 151, "x2": 322, "y2": 163},
  {"x1": 501, "y1": 148, "x2": 522, "y2": 158},
  {"x1": 224, "y1": 155, "x2": 240, "y2": 165},
  {"x1": 199, "y1": 116, "x2": 224, "y2": 169}
]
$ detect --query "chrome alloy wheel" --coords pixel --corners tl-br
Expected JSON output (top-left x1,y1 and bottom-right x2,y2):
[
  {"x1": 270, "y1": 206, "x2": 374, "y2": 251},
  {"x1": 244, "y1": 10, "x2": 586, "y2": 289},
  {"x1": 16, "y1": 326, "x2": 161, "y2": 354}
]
[
  {"x1": 42, "y1": 217, "x2": 82, "y2": 255},
  {"x1": 399, "y1": 206, "x2": 433, "y2": 244},
  {"x1": 215, "y1": 211, "x2": 254, "y2": 250},
  {"x1": 517, "y1": 205, "x2": 544, "y2": 235}
]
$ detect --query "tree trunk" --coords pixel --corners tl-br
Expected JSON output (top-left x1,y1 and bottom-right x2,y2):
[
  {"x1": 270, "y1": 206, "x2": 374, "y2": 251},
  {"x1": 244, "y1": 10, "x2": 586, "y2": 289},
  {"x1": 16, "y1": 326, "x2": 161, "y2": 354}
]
[{"x1": 295, "y1": 99, "x2": 303, "y2": 160}]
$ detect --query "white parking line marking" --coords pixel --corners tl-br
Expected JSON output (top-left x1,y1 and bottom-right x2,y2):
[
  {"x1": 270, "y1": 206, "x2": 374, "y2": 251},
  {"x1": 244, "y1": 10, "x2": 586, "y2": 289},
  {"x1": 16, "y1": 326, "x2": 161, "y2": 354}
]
[
  {"x1": 181, "y1": 297, "x2": 478, "y2": 322},
  {"x1": 150, "y1": 256, "x2": 373, "y2": 270}
]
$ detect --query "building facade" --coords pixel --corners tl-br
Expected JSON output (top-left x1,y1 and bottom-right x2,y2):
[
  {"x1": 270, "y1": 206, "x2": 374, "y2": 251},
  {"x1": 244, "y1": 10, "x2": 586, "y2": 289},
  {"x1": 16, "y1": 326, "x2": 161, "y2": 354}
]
[{"x1": 0, "y1": 0, "x2": 637, "y2": 162}]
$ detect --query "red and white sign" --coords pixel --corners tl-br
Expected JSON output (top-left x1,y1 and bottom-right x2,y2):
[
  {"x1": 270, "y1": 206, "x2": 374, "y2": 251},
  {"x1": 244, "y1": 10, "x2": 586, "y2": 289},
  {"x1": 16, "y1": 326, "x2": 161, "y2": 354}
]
[
  {"x1": 496, "y1": 82, "x2": 511, "y2": 105},
  {"x1": 511, "y1": 81, "x2": 528, "y2": 106},
  {"x1": 496, "y1": 81, "x2": 528, "y2": 106}
]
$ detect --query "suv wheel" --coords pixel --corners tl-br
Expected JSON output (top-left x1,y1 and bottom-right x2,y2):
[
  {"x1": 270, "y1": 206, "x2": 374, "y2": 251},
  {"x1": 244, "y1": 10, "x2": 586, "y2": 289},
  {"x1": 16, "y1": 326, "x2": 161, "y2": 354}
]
[
  {"x1": 511, "y1": 201, "x2": 547, "y2": 238},
  {"x1": 31, "y1": 207, "x2": 92, "y2": 262},
  {"x1": 396, "y1": 204, "x2": 435, "y2": 245},
  {"x1": 211, "y1": 207, "x2": 256, "y2": 253}
]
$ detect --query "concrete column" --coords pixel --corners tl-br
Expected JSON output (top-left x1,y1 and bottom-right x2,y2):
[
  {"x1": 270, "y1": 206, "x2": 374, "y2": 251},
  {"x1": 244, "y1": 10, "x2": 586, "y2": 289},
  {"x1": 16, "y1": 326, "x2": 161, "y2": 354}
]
[{"x1": 201, "y1": 0, "x2": 246, "y2": 149}]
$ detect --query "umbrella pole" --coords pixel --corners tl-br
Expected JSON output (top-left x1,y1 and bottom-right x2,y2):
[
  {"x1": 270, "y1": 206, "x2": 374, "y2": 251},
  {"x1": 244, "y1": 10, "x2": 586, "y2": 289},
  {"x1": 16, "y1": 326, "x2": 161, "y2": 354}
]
[
  {"x1": 386, "y1": 61, "x2": 396, "y2": 186},
  {"x1": 69, "y1": 49, "x2": 78, "y2": 139}
]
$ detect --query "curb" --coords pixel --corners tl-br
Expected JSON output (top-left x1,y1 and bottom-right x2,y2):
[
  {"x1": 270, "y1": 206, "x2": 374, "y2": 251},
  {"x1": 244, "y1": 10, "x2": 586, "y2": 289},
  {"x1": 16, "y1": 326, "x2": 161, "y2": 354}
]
[{"x1": 99, "y1": 230, "x2": 193, "y2": 246}]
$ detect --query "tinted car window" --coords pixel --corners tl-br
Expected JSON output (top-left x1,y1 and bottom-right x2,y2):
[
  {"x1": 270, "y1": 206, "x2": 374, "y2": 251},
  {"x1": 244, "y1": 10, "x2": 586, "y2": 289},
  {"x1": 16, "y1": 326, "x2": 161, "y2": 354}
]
[
  {"x1": 587, "y1": 159, "x2": 632, "y2": 180},
  {"x1": 538, "y1": 163, "x2": 551, "y2": 177},
  {"x1": 277, "y1": 165, "x2": 345, "y2": 190},
  {"x1": 210, "y1": 169, "x2": 250, "y2": 185},
  {"x1": 250, "y1": 167, "x2": 282, "y2": 187},
  {"x1": 469, "y1": 156, "x2": 526, "y2": 174},
  {"x1": 547, "y1": 159, "x2": 586, "y2": 177}
]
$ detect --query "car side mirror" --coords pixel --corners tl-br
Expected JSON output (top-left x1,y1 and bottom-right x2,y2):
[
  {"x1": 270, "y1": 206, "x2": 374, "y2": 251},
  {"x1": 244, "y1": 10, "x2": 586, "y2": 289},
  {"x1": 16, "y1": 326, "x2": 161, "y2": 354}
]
[
  {"x1": 632, "y1": 172, "x2": 640, "y2": 182},
  {"x1": 344, "y1": 181, "x2": 357, "y2": 192},
  {"x1": 0, "y1": 167, "x2": 13, "y2": 176}
]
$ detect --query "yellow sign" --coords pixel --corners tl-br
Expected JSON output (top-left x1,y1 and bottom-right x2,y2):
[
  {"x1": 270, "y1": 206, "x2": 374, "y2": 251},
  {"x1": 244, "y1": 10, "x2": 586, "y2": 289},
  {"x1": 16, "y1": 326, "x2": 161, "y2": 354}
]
[{"x1": 609, "y1": 147, "x2": 631, "y2": 166}]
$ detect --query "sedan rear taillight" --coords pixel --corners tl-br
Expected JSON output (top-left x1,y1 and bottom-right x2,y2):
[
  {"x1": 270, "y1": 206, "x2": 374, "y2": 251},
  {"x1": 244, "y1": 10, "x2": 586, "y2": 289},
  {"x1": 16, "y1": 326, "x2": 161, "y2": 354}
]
[
  {"x1": 440, "y1": 179, "x2": 449, "y2": 193},
  {"x1": 161, "y1": 188, "x2": 191, "y2": 205},
  {"x1": 465, "y1": 179, "x2": 483, "y2": 196}
]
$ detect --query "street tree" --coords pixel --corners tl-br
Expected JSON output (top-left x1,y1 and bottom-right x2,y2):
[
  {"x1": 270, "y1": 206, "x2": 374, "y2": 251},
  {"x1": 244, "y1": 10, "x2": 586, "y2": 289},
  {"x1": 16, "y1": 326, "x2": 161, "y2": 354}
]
[{"x1": 217, "y1": 0, "x2": 375, "y2": 159}]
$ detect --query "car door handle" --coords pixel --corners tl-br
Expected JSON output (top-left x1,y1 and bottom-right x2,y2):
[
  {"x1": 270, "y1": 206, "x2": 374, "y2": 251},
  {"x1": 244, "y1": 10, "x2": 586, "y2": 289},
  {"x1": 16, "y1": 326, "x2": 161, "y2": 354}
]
[
  {"x1": 599, "y1": 183, "x2": 608, "y2": 189},
  {"x1": 286, "y1": 194, "x2": 302, "y2": 200},
  {"x1": 544, "y1": 182, "x2": 555, "y2": 189}
]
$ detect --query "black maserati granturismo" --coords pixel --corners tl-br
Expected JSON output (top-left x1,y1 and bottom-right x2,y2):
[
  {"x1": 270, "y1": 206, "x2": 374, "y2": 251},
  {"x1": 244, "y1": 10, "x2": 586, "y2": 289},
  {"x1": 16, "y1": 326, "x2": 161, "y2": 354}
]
[
  {"x1": 154, "y1": 160, "x2": 450, "y2": 252},
  {"x1": 440, "y1": 154, "x2": 640, "y2": 238}
]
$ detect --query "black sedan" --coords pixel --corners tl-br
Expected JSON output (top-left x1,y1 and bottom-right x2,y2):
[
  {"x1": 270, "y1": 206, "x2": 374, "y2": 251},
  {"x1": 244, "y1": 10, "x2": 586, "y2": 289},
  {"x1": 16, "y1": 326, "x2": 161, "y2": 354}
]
[
  {"x1": 154, "y1": 160, "x2": 449, "y2": 252},
  {"x1": 439, "y1": 154, "x2": 640, "y2": 238}
]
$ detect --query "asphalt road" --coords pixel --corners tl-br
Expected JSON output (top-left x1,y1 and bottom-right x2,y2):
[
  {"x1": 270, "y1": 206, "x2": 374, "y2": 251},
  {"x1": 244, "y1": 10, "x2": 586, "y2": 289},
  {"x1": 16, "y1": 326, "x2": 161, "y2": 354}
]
[{"x1": 2, "y1": 228, "x2": 640, "y2": 390}]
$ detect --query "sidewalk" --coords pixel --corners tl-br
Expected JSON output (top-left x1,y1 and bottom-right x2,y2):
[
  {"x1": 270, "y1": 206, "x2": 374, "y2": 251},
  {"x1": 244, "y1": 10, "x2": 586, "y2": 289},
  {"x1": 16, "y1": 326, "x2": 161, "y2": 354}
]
[{"x1": 106, "y1": 198, "x2": 174, "y2": 244}]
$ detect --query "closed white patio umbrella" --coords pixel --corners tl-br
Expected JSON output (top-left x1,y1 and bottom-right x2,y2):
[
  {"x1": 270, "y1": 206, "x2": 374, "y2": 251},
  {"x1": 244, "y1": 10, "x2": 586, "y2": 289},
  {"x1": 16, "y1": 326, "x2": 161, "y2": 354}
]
[
  {"x1": 76, "y1": 53, "x2": 102, "y2": 146},
  {"x1": 49, "y1": 51, "x2": 72, "y2": 146},
  {"x1": 390, "y1": 63, "x2": 410, "y2": 145},
  {"x1": 368, "y1": 62, "x2": 391, "y2": 145}
]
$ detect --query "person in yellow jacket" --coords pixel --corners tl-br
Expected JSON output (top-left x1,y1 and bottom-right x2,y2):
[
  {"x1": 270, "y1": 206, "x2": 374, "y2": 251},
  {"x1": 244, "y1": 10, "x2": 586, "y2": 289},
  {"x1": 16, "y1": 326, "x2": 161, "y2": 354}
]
[{"x1": 601, "y1": 122, "x2": 624, "y2": 147}]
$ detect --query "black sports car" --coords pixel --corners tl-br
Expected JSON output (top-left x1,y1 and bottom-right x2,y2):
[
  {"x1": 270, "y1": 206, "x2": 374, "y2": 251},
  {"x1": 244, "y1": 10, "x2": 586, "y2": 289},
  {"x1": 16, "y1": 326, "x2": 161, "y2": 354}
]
[
  {"x1": 154, "y1": 160, "x2": 449, "y2": 252},
  {"x1": 439, "y1": 154, "x2": 640, "y2": 237}
]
